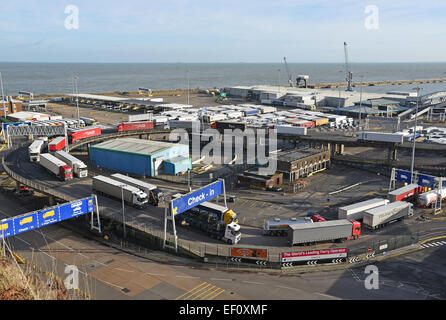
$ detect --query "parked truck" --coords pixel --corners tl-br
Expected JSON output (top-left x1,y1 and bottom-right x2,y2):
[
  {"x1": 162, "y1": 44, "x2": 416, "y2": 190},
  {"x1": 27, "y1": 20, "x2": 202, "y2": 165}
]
[
  {"x1": 175, "y1": 208, "x2": 241, "y2": 245},
  {"x1": 197, "y1": 202, "x2": 238, "y2": 225},
  {"x1": 39, "y1": 153, "x2": 73, "y2": 181},
  {"x1": 68, "y1": 126, "x2": 102, "y2": 144},
  {"x1": 388, "y1": 184, "x2": 423, "y2": 202},
  {"x1": 28, "y1": 139, "x2": 46, "y2": 162},
  {"x1": 338, "y1": 198, "x2": 390, "y2": 221},
  {"x1": 54, "y1": 150, "x2": 88, "y2": 178},
  {"x1": 110, "y1": 173, "x2": 165, "y2": 206},
  {"x1": 92, "y1": 175, "x2": 148, "y2": 208},
  {"x1": 363, "y1": 201, "x2": 413, "y2": 230},
  {"x1": 117, "y1": 121, "x2": 154, "y2": 133},
  {"x1": 418, "y1": 189, "x2": 446, "y2": 207},
  {"x1": 273, "y1": 125, "x2": 307, "y2": 136},
  {"x1": 356, "y1": 132, "x2": 404, "y2": 144},
  {"x1": 48, "y1": 136, "x2": 66, "y2": 152},
  {"x1": 287, "y1": 219, "x2": 361, "y2": 246},
  {"x1": 263, "y1": 217, "x2": 313, "y2": 236}
]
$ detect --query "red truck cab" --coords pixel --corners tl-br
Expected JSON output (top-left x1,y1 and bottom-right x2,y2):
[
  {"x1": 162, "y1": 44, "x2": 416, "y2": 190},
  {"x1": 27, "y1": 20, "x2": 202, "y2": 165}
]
[
  {"x1": 311, "y1": 215, "x2": 326, "y2": 222},
  {"x1": 60, "y1": 165, "x2": 73, "y2": 180},
  {"x1": 348, "y1": 219, "x2": 361, "y2": 240}
]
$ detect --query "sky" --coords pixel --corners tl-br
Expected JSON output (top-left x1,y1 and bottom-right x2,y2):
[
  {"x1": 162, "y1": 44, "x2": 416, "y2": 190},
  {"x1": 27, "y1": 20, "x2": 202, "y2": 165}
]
[{"x1": 1, "y1": 0, "x2": 445, "y2": 63}]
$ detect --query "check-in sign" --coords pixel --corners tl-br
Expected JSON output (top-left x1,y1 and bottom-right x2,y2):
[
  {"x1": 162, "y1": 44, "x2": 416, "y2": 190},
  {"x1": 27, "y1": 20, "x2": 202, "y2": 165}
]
[
  {"x1": 171, "y1": 180, "x2": 223, "y2": 216},
  {"x1": 281, "y1": 248, "x2": 348, "y2": 262}
]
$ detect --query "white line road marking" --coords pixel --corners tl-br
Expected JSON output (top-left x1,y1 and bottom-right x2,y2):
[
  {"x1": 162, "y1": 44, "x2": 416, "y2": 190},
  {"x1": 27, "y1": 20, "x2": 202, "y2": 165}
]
[
  {"x1": 176, "y1": 275, "x2": 200, "y2": 279},
  {"x1": 15, "y1": 236, "x2": 31, "y2": 246},
  {"x1": 276, "y1": 285, "x2": 303, "y2": 292},
  {"x1": 145, "y1": 273, "x2": 166, "y2": 276},
  {"x1": 210, "y1": 278, "x2": 232, "y2": 281},
  {"x1": 114, "y1": 268, "x2": 134, "y2": 273},
  {"x1": 314, "y1": 292, "x2": 341, "y2": 300},
  {"x1": 243, "y1": 281, "x2": 264, "y2": 285}
]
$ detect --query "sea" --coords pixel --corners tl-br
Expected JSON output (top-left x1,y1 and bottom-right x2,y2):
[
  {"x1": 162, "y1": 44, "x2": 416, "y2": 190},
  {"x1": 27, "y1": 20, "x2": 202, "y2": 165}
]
[{"x1": 1, "y1": 62, "x2": 446, "y2": 96}]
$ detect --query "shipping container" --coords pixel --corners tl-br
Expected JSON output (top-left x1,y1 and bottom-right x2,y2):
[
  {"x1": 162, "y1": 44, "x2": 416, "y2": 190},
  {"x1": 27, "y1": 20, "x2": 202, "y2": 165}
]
[{"x1": 338, "y1": 198, "x2": 390, "y2": 220}]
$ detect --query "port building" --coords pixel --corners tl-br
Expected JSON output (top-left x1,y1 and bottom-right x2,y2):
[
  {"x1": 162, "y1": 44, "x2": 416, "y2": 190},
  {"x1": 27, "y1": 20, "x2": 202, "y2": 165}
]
[{"x1": 89, "y1": 138, "x2": 191, "y2": 177}]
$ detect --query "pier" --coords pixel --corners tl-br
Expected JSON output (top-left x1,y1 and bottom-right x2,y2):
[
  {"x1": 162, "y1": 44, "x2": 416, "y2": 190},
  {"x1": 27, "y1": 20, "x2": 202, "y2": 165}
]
[{"x1": 308, "y1": 78, "x2": 446, "y2": 89}]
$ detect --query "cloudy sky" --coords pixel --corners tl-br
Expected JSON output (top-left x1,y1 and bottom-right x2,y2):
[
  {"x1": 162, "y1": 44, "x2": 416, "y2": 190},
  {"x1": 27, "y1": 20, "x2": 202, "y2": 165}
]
[{"x1": 1, "y1": 0, "x2": 445, "y2": 63}]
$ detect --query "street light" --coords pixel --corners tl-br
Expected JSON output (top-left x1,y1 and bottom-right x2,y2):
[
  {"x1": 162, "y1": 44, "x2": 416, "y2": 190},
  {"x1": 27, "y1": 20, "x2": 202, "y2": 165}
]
[
  {"x1": 410, "y1": 86, "x2": 422, "y2": 183},
  {"x1": 186, "y1": 69, "x2": 190, "y2": 105},
  {"x1": 0, "y1": 72, "x2": 6, "y2": 118},
  {"x1": 358, "y1": 75, "x2": 364, "y2": 130},
  {"x1": 120, "y1": 185, "x2": 126, "y2": 239},
  {"x1": 72, "y1": 75, "x2": 80, "y2": 122}
]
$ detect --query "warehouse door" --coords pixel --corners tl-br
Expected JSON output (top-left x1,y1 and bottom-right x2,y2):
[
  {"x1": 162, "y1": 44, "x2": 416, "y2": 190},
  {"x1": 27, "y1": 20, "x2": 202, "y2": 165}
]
[{"x1": 153, "y1": 157, "x2": 164, "y2": 176}]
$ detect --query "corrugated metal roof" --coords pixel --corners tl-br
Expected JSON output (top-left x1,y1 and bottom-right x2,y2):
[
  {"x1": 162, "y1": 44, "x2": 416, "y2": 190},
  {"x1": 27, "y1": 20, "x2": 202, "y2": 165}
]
[
  {"x1": 91, "y1": 138, "x2": 179, "y2": 156},
  {"x1": 277, "y1": 148, "x2": 326, "y2": 162}
]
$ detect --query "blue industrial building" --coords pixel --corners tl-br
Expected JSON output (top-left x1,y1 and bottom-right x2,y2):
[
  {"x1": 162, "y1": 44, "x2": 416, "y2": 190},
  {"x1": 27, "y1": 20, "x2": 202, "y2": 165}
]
[{"x1": 89, "y1": 138, "x2": 191, "y2": 177}]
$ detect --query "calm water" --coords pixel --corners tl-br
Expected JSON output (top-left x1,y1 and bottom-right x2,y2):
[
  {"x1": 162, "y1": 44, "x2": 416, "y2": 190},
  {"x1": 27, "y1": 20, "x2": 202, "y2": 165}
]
[{"x1": 1, "y1": 62, "x2": 446, "y2": 96}]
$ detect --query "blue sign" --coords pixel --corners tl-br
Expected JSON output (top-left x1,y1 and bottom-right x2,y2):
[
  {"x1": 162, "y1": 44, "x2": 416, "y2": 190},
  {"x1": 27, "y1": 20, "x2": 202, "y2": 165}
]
[
  {"x1": 396, "y1": 170, "x2": 412, "y2": 183},
  {"x1": 172, "y1": 181, "x2": 223, "y2": 216},
  {"x1": 0, "y1": 197, "x2": 95, "y2": 240},
  {"x1": 417, "y1": 174, "x2": 435, "y2": 189}
]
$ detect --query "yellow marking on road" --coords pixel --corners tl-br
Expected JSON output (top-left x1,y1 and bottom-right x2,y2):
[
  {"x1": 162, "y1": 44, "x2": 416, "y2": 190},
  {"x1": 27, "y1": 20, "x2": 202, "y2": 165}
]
[
  {"x1": 12, "y1": 252, "x2": 25, "y2": 264},
  {"x1": 174, "y1": 282, "x2": 208, "y2": 300},
  {"x1": 0, "y1": 143, "x2": 6, "y2": 152},
  {"x1": 207, "y1": 288, "x2": 225, "y2": 300},
  {"x1": 200, "y1": 287, "x2": 225, "y2": 300},
  {"x1": 420, "y1": 235, "x2": 446, "y2": 244},
  {"x1": 191, "y1": 285, "x2": 218, "y2": 300},
  {"x1": 181, "y1": 283, "x2": 213, "y2": 300}
]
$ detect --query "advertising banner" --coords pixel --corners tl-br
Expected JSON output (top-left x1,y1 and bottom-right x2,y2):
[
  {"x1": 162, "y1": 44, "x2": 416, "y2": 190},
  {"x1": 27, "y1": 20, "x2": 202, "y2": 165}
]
[
  {"x1": 281, "y1": 248, "x2": 348, "y2": 263},
  {"x1": 230, "y1": 247, "x2": 268, "y2": 259}
]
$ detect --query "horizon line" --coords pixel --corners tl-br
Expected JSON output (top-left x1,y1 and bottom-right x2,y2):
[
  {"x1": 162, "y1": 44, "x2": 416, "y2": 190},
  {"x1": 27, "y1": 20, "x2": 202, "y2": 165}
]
[{"x1": 1, "y1": 61, "x2": 446, "y2": 64}]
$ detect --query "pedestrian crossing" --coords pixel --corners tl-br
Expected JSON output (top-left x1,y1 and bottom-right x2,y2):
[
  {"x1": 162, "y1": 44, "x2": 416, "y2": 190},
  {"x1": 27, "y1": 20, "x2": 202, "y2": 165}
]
[
  {"x1": 420, "y1": 241, "x2": 446, "y2": 249},
  {"x1": 175, "y1": 282, "x2": 225, "y2": 300}
]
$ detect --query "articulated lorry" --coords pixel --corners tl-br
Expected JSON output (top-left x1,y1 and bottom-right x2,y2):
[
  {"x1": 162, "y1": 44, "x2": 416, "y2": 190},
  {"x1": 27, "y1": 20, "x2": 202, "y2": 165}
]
[
  {"x1": 92, "y1": 175, "x2": 148, "y2": 208},
  {"x1": 418, "y1": 188, "x2": 446, "y2": 207},
  {"x1": 48, "y1": 136, "x2": 66, "y2": 152},
  {"x1": 338, "y1": 198, "x2": 390, "y2": 221},
  {"x1": 287, "y1": 219, "x2": 361, "y2": 246},
  {"x1": 175, "y1": 205, "x2": 241, "y2": 245},
  {"x1": 263, "y1": 217, "x2": 313, "y2": 236},
  {"x1": 39, "y1": 153, "x2": 73, "y2": 181},
  {"x1": 110, "y1": 173, "x2": 165, "y2": 206},
  {"x1": 363, "y1": 202, "x2": 413, "y2": 230},
  {"x1": 54, "y1": 151, "x2": 88, "y2": 178},
  {"x1": 197, "y1": 201, "x2": 238, "y2": 225},
  {"x1": 28, "y1": 139, "x2": 46, "y2": 162},
  {"x1": 388, "y1": 184, "x2": 423, "y2": 202}
]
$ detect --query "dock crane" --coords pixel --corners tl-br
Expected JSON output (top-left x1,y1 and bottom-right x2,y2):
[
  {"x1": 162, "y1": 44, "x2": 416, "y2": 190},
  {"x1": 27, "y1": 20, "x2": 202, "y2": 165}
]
[
  {"x1": 344, "y1": 42, "x2": 353, "y2": 91},
  {"x1": 283, "y1": 57, "x2": 294, "y2": 87}
]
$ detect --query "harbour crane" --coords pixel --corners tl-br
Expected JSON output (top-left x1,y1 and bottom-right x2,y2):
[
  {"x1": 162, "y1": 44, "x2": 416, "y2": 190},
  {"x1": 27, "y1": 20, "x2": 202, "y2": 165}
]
[
  {"x1": 344, "y1": 42, "x2": 353, "y2": 91},
  {"x1": 283, "y1": 57, "x2": 294, "y2": 87}
]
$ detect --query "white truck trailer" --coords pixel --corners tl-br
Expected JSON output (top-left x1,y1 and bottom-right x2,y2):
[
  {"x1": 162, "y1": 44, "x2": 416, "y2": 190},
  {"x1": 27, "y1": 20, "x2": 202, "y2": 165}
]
[
  {"x1": 39, "y1": 153, "x2": 73, "y2": 181},
  {"x1": 92, "y1": 175, "x2": 148, "y2": 208},
  {"x1": 110, "y1": 173, "x2": 165, "y2": 206},
  {"x1": 54, "y1": 150, "x2": 88, "y2": 178},
  {"x1": 274, "y1": 125, "x2": 308, "y2": 136},
  {"x1": 28, "y1": 139, "x2": 46, "y2": 162},
  {"x1": 418, "y1": 189, "x2": 446, "y2": 207},
  {"x1": 338, "y1": 198, "x2": 390, "y2": 221},
  {"x1": 356, "y1": 132, "x2": 404, "y2": 144},
  {"x1": 363, "y1": 201, "x2": 413, "y2": 230}
]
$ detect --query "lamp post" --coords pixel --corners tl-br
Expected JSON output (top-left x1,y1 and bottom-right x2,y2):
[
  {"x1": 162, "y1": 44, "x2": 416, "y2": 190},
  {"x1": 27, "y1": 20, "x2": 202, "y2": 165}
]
[
  {"x1": 358, "y1": 75, "x2": 364, "y2": 130},
  {"x1": 0, "y1": 72, "x2": 6, "y2": 118},
  {"x1": 186, "y1": 69, "x2": 190, "y2": 106},
  {"x1": 72, "y1": 75, "x2": 80, "y2": 122},
  {"x1": 410, "y1": 86, "x2": 422, "y2": 183},
  {"x1": 120, "y1": 185, "x2": 126, "y2": 239}
]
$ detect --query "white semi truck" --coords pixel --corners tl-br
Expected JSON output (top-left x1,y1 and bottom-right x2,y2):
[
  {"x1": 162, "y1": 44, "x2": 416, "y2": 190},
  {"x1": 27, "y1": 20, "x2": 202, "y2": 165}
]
[
  {"x1": 92, "y1": 175, "x2": 148, "y2": 208},
  {"x1": 28, "y1": 139, "x2": 46, "y2": 162},
  {"x1": 54, "y1": 151, "x2": 88, "y2": 178},
  {"x1": 110, "y1": 173, "x2": 165, "y2": 206},
  {"x1": 363, "y1": 202, "x2": 413, "y2": 230},
  {"x1": 338, "y1": 198, "x2": 390, "y2": 221}
]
